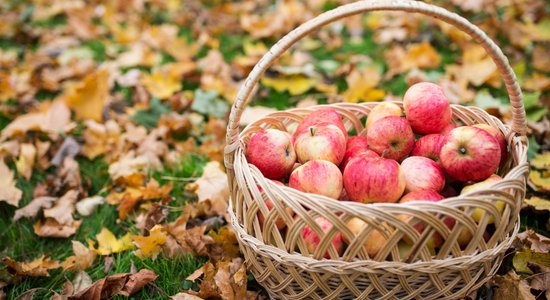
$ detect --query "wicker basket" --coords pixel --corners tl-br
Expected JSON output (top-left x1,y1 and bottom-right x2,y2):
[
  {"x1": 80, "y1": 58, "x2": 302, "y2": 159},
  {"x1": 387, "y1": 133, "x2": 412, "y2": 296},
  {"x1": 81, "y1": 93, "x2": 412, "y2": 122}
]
[{"x1": 223, "y1": 1, "x2": 529, "y2": 299}]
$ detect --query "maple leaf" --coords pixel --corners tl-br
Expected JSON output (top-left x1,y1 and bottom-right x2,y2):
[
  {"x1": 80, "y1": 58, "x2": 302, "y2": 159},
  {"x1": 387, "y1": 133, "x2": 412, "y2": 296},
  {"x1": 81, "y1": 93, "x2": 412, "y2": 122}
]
[
  {"x1": 141, "y1": 69, "x2": 182, "y2": 100},
  {"x1": 81, "y1": 120, "x2": 122, "y2": 160},
  {"x1": 15, "y1": 143, "x2": 36, "y2": 180},
  {"x1": 133, "y1": 225, "x2": 168, "y2": 259},
  {"x1": 1, "y1": 101, "x2": 72, "y2": 140},
  {"x1": 43, "y1": 189, "x2": 79, "y2": 225},
  {"x1": 528, "y1": 170, "x2": 550, "y2": 192},
  {"x1": 117, "y1": 178, "x2": 172, "y2": 220},
  {"x1": 186, "y1": 161, "x2": 230, "y2": 219},
  {"x1": 209, "y1": 227, "x2": 241, "y2": 262},
  {"x1": 34, "y1": 218, "x2": 82, "y2": 238},
  {"x1": 492, "y1": 271, "x2": 535, "y2": 300},
  {"x1": 341, "y1": 65, "x2": 385, "y2": 103},
  {"x1": 524, "y1": 197, "x2": 550, "y2": 212},
  {"x1": 76, "y1": 195, "x2": 104, "y2": 216},
  {"x1": 385, "y1": 42, "x2": 442, "y2": 78},
  {"x1": 2, "y1": 256, "x2": 60, "y2": 278},
  {"x1": 0, "y1": 159, "x2": 23, "y2": 207},
  {"x1": 13, "y1": 196, "x2": 57, "y2": 221},
  {"x1": 60, "y1": 241, "x2": 97, "y2": 272},
  {"x1": 87, "y1": 228, "x2": 134, "y2": 255},
  {"x1": 71, "y1": 269, "x2": 158, "y2": 299},
  {"x1": 63, "y1": 68, "x2": 110, "y2": 122},
  {"x1": 261, "y1": 75, "x2": 319, "y2": 96},
  {"x1": 108, "y1": 152, "x2": 154, "y2": 180},
  {"x1": 517, "y1": 230, "x2": 550, "y2": 253}
]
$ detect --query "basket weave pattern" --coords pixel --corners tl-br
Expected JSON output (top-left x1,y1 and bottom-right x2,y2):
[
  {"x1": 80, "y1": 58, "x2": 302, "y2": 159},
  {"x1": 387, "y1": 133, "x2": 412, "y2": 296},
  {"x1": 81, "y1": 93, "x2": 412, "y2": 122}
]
[{"x1": 223, "y1": 1, "x2": 529, "y2": 299}]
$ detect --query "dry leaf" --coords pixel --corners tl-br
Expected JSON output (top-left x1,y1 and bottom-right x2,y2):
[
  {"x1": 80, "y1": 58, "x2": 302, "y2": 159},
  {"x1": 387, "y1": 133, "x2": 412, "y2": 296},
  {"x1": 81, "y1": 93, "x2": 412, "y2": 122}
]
[
  {"x1": 533, "y1": 45, "x2": 550, "y2": 72},
  {"x1": 531, "y1": 151, "x2": 550, "y2": 169},
  {"x1": 70, "y1": 269, "x2": 157, "y2": 299},
  {"x1": 118, "y1": 178, "x2": 172, "y2": 220},
  {"x1": 1, "y1": 101, "x2": 72, "y2": 140},
  {"x1": 492, "y1": 271, "x2": 535, "y2": 300},
  {"x1": 33, "y1": 218, "x2": 82, "y2": 238},
  {"x1": 13, "y1": 196, "x2": 57, "y2": 221},
  {"x1": 528, "y1": 263, "x2": 550, "y2": 296},
  {"x1": 239, "y1": 106, "x2": 278, "y2": 127},
  {"x1": 61, "y1": 241, "x2": 97, "y2": 272},
  {"x1": 0, "y1": 159, "x2": 23, "y2": 207},
  {"x1": 186, "y1": 161, "x2": 229, "y2": 218},
  {"x1": 341, "y1": 66, "x2": 385, "y2": 103},
  {"x1": 63, "y1": 68, "x2": 109, "y2": 122},
  {"x1": 209, "y1": 227, "x2": 240, "y2": 261},
  {"x1": 517, "y1": 230, "x2": 550, "y2": 253},
  {"x1": 133, "y1": 225, "x2": 167, "y2": 259},
  {"x1": 524, "y1": 197, "x2": 550, "y2": 212},
  {"x1": 51, "y1": 137, "x2": 81, "y2": 167},
  {"x1": 76, "y1": 196, "x2": 104, "y2": 216},
  {"x1": 385, "y1": 42, "x2": 441, "y2": 78},
  {"x1": 513, "y1": 250, "x2": 550, "y2": 274},
  {"x1": 261, "y1": 75, "x2": 318, "y2": 95},
  {"x1": 44, "y1": 190, "x2": 79, "y2": 225},
  {"x1": 141, "y1": 69, "x2": 182, "y2": 100},
  {"x1": 87, "y1": 228, "x2": 134, "y2": 255},
  {"x1": 81, "y1": 120, "x2": 121, "y2": 160},
  {"x1": 529, "y1": 170, "x2": 550, "y2": 192},
  {"x1": 15, "y1": 143, "x2": 36, "y2": 180},
  {"x1": 108, "y1": 153, "x2": 152, "y2": 180},
  {"x1": 2, "y1": 256, "x2": 60, "y2": 277},
  {"x1": 171, "y1": 292, "x2": 204, "y2": 300},
  {"x1": 72, "y1": 271, "x2": 93, "y2": 294}
]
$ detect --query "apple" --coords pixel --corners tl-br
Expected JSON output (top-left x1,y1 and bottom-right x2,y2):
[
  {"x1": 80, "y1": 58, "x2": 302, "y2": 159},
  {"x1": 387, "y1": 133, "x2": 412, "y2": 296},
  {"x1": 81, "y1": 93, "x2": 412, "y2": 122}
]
[
  {"x1": 340, "y1": 149, "x2": 379, "y2": 172},
  {"x1": 246, "y1": 129, "x2": 296, "y2": 180},
  {"x1": 300, "y1": 216, "x2": 344, "y2": 258},
  {"x1": 346, "y1": 136, "x2": 368, "y2": 150},
  {"x1": 343, "y1": 217, "x2": 387, "y2": 258},
  {"x1": 439, "y1": 126, "x2": 501, "y2": 182},
  {"x1": 366, "y1": 116, "x2": 414, "y2": 161},
  {"x1": 399, "y1": 191, "x2": 446, "y2": 249},
  {"x1": 295, "y1": 108, "x2": 347, "y2": 138},
  {"x1": 289, "y1": 160, "x2": 343, "y2": 199},
  {"x1": 400, "y1": 157, "x2": 445, "y2": 192},
  {"x1": 472, "y1": 123, "x2": 507, "y2": 164},
  {"x1": 365, "y1": 102, "x2": 403, "y2": 131},
  {"x1": 410, "y1": 134, "x2": 445, "y2": 164},
  {"x1": 461, "y1": 175, "x2": 504, "y2": 224},
  {"x1": 343, "y1": 156, "x2": 405, "y2": 203},
  {"x1": 257, "y1": 181, "x2": 294, "y2": 230},
  {"x1": 440, "y1": 184, "x2": 459, "y2": 198},
  {"x1": 404, "y1": 82, "x2": 452, "y2": 134},
  {"x1": 294, "y1": 123, "x2": 346, "y2": 165},
  {"x1": 441, "y1": 124, "x2": 457, "y2": 135}
]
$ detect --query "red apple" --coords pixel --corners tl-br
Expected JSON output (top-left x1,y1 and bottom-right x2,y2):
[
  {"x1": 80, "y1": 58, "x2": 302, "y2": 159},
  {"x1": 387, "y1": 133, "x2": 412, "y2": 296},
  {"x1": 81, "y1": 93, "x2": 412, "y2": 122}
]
[
  {"x1": 343, "y1": 156, "x2": 405, "y2": 203},
  {"x1": 257, "y1": 181, "x2": 294, "y2": 230},
  {"x1": 399, "y1": 190, "x2": 445, "y2": 249},
  {"x1": 439, "y1": 126, "x2": 501, "y2": 182},
  {"x1": 295, "y1": 108, "x2": 347, "y2": 138},
  {"x1": 365, "y1": 102, "x2": 403, "y2": 131},
  {"x1": 472, "y1": 123, "x2": 507, "y2": 164},
  {"x1": 294, "y1": 123, "x2": 346, "y2": 165},
  {"x1": 401, "y1": 156, "x2": 445, "y2": 192},
  {"x1": 461, "y1": 175, "x2": 504, "y2": 224},
  {"x1": 441, "y1": 124, "x2": 457, "y2": 135},
  {"x1": 410, "y1": 134, "x2": 446, "y2": 164},
  {"x1": 300, "y1": 216, "x2": 344, "y2": 258},
  {"x1": 343, "y1": 217, "x2": 387, "y2": 258},
  {"x1": 404, "y1": 82, "x2": 452, "y2": 134},
  {"x1": 366, "y1": 116, "x2": 414, "y2": 162},
  {"x1": 289, "y1": 160, "x2": 343, "y2": 199},
  {"x1": 346, "y1": 136, "x2": 368, "y2": 150},
  {"x1": 246, "y1": 129, "x2": 296, "y2": 180},
  {"x1": 340, "y1": 148, "x2": 379, "y2": 172}
]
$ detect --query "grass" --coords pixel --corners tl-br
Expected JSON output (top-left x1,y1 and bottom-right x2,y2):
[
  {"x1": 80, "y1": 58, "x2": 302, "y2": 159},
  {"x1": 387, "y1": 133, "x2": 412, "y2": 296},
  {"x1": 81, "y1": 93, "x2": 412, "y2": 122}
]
[{"x1": 1, "y1": 154, "x2": 209, "y2": 299}]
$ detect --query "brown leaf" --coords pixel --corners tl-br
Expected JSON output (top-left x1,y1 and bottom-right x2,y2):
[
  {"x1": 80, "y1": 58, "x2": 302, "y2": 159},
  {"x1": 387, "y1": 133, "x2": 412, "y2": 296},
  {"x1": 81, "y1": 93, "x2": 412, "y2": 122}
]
[
  {"x1": 492, "y1": 271, "x2": 535, "y2": 300},
  {"x1": 533, "y1": 45, "x2": 550, "y2": 72},
  {"x1": 0, "y1": 159, "x2": 23, "y2": 207},
  {"x1": 70, "y1": 269, "x2": 157, "y2": 300},
  {"x1": 51, "y1": 137, "x2": 81, "y2": 167},
  {"x1": 13, "y1": 196, "x2": 57, "y2": 221},
  {"x1": 528, "y1": 263, "x2": 550, "y2": 295},
  {"x1": 33, "y1": 218, "x2": 82, "y2": 238},
  {"x1": 186, "y1": 161, "x2": 229, "y2": 219},
  {"x1": 60, "y1": 241, "x2": 97, "y2": 272},
  {"x1": 44, "y1": 190, "x2": 79, "y2": 225},
  {"x1": 1, "y1": 101, "x2": 72, "y2": 140},
  {"x1": 209, "y1": 227, "x2": 240, "y2": 261},
  {"x1": 171, "y1": 292, "x2": 204, "y2": 300},
  {"x1": 57, "y1": 157, "x2": 82, "y2": 192},
  {"x1": 72, "y1": 271, "x2": 93, "y2": 294},
  {"x1": 118, "y1": 178, "x2": 172, "y2": 220},
  {"x1": 2, "y1": 256, "x2": 60, "y2": 277},
  {"x1": 517, "y1": 230, "x2": 550, "y2": 253},
  {"x1": 81, "y1": 120, "x2": 121, "y2": 160},
  {"x1": 384, "y1": 42, "x2": 441, "y2": 78},
  {"x1": 132, "y1": 225, "x2": 167, "y2": 260}
]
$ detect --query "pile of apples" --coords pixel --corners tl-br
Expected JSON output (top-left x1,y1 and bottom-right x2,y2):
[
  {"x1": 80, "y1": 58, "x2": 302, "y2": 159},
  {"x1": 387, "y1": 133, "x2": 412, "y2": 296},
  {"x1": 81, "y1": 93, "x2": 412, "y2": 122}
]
[{"x1": 245, "y1": 82, "x2": 507, "y2": 259}]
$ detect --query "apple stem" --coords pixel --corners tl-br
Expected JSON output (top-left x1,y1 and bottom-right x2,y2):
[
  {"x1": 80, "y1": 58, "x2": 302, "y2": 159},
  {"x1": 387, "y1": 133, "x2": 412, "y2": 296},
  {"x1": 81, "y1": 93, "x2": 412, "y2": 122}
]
[
  {"x1": 310, "y1": 127, "x2": 315, "y2": 136},
  {"x1": 381, "y1": 149, "x2": 388, "y2": 159}
]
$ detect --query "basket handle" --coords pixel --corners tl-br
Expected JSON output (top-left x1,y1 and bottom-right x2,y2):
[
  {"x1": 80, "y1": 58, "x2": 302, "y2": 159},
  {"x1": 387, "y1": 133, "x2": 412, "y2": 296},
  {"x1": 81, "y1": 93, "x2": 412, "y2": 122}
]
[{"x1": 224, "y1": 0, "x2": 526, "y2": 168}]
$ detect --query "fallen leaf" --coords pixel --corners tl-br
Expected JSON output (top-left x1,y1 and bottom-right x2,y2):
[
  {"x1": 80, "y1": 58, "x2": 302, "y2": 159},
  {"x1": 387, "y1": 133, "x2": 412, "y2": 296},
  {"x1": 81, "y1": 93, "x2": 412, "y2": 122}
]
[
  {"x1": 57, "y1": 157, "x2": 83, "y2": 193},
  {"x1": 513, "y1": 250, "x2": 550, "y2": 274},
  {"x1": 133, "y1": 225, "x2": 167, "y2": 259},
  {"x1": 517, "y1": 230, "x2": 550, "y2": 252},
  {"x1": 70, "y1": 269, "x2": 157, "y2": 299},
  {"x1": 118, "y1": 178, "x2": 172, "y2": 220},
  {"x1": 531, "y1": 152, "x2": 550, "y2": 169},
  {"x1": 533, "y1": 45, "x2": 550, "y2": 72},
  {"x1": 2, "y1": 256, "x2": 60, "y2": 277},
  {"x1": 76, "y1": 196, "x2": 104, "y2": 216},
  {"x1": 238, "y1": 106, "x2": 278, "y2": 127},
  {"x1": 33, "y1": 218, "x2": 82, "y2": 238},
  {"x1": 385, "y1": 42, "x2": 442, "y2": 78},
  {"x1": 0, "y1": 159, "x2": 23, "y2": 207},
  {"x1": 51, "y1": 137, "x2": 81, "y2": 167},
  {"x1": 171, "y1": 292, "x2": 204, "y2": 300},
  {"x1": 528, "y1": 263, "x2": 550, "y2": 297},
  {"x1": 141, "y1": 69, "x2": 182, "y2": 100},
  {"x1": 191, "y1": 89, "x2": 230, "y2": 119},
  {"x1": 61, "y1": 241, "x2": 97, "y2": 272},
  {"x1": 63, "y1": 68, "x2": 109, "y2": 122},
  {"x1": 1, "y1": 101, "x2": 72, "y2": 140},
  {"x1": 528, "y1": 170, "x2": 550, "y2": 192},
  {"x1": 43, "y1": 190, "x2": 79, "y2": 225},
  {"x1": 341, "y1": 65, "x2": 385, "y2": 103},
  {"x1": 81, "y1": 120, "x2": 121, "y2": 160},
  {"x1": 209, "y1": 227, "x2": 240, "y2": 261},
  {"x1": 492, "y1": 271, "x2": 535, "y2": 300},
  {"x1": 261, "y1": 75, "x2": 318, "y2": 96},
  {"x1": 524, "y1": 197, "x2": 550, "y2": 212},
  {"x1": 108, "y1": 153, "x2": 153, "y2": 180},
  {"x1": 72, "y1": 271, "x2": 93, "y2": 294},
  {"x1": 15, "y1": 143, "x2": 36, "y2": 180},
  {"x1": 87, "y1": 228, "x2": 134, "y2": 256},
  {"x1": 13, "y1": 196, "x2": 57, "y2": 221},
  {"x1": 186, "y1": 161, "x2": 229, "y2": 219}
]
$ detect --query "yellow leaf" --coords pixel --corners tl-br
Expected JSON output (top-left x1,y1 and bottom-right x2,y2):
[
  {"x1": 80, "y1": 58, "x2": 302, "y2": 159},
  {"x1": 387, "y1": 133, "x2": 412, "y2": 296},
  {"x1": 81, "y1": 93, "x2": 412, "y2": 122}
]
[
  {"x1": 342, "y1": 66, "x2": 385, "y2": 103},
  {"x1": 133, "y1": 225, "x2": 167, "y2": 259},
  {"x1": 1, "y1": 101, "x2": 72, "y2": 139},
  {"x1": 0, "y1": 72, "x2": 16, "y2": 102},
  {"x1": 88, "y1": 228, "x2": 134, "y2": 255},
  {"x1": 524, "y1": 197, "x2": 550, "y2": 212},
  {"x1": 529, "y1": 170, "x2": 550, "y2": 192},
  {"x1": 531, "y1": 152, "x2": 550, "y2": 169},
  {"x1": 63, "y1": 68, "x2": 109, "y2": 122},
  {"x1": 2, "y1": 256, "x2": 60, "y2": 277},
  {"x1": 385, "y1": 42, "x2": 441, "y2": 78},
  {"x1": 261, "y1": 75, "x2": 318, "y2": 95},
  {"x1": 140, "y1": 69, "x2": 182, "y2": 100},
  {"x1": 0, "y1": 159, "x2": 22, "y2": 207},
  {"x1": 186, "y1": 162, "x2": 229, "y2": 218},
  {"x1": 61, "y1": 241, "x2": 97, "y2": 271}
]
